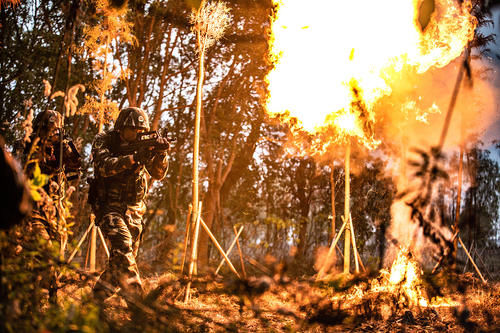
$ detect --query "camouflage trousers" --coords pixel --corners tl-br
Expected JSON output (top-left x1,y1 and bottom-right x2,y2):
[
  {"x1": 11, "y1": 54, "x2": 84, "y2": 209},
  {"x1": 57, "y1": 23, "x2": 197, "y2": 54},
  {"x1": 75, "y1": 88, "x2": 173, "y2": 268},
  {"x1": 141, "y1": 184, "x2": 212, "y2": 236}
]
[{"x1": 93, "y1": 209, "x2": 144, "y2": 299}]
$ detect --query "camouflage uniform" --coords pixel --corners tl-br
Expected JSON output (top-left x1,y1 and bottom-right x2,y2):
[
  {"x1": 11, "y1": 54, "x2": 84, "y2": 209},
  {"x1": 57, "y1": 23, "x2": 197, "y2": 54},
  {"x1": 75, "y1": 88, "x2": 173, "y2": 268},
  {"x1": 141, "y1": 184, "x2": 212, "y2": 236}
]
[
  {"x1": 91, "y1": 107, "x2": 168, "y2": 298},
  {"x1": 16, "y1": 110, "x2": 80, "y2": 303},
  {"x1": 23, "y1": 110, "x2": 81, "y2": 241}
]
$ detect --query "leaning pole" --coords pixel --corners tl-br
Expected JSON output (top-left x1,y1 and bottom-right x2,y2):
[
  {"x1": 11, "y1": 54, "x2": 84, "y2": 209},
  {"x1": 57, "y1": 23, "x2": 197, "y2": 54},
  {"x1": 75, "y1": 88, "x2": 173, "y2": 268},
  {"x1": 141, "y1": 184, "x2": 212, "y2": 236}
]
[{"x1": 344, "y1": 138, "x2": 351, "y2": 274}]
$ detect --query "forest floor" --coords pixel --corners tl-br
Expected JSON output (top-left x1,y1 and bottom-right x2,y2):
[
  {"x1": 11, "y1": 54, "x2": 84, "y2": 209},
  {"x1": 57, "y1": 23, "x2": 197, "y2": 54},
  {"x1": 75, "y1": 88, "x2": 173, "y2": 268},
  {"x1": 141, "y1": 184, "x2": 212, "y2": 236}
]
[{"x1": 66, "y1": 269, "x2": 500, "y2": 332}]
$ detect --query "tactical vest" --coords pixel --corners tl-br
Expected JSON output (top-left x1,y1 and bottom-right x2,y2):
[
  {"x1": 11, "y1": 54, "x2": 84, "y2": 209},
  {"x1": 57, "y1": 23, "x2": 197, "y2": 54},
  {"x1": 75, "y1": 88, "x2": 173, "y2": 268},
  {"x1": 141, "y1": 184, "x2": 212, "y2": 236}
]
[{"x1": 89, "y1": 131, "x2": 148, "y2": 216}]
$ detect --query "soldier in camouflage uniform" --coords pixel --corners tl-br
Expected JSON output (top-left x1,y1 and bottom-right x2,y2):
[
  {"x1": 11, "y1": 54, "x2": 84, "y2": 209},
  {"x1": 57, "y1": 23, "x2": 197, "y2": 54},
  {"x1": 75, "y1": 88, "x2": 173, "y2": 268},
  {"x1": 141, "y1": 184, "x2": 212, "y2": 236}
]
[
  {"x1": 23, "y1": 110, "x2": 81, "y2": 241},
  {"x1": 91, "y1": 107, "x2": 169, "y2": 300},
  {"x1": 19, "y1": 109, "x2": 81, "y2": 302}
]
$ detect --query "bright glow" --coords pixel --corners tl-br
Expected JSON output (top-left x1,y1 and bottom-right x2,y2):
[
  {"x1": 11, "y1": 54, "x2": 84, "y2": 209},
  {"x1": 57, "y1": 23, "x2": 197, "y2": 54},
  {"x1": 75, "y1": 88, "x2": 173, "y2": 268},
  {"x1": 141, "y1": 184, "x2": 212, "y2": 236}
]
[
  {"x1": 334, "y1": 112, "x2": 357, "y2": 135},
  {"x1": 388, "y1": 248, "x2": 428, "y2": 307},
  {"x1": 368, "y1": 248, "x2": 460, "y2": 308},
  {"x1": 266, "y1": 0, "x2": 476, "y2": 150}
]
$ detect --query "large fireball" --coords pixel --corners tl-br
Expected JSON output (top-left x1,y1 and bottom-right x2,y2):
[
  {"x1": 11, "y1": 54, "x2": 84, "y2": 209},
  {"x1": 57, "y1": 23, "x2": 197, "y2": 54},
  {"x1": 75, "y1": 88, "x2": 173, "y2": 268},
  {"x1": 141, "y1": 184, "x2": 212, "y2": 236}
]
[{"x1": 265, "y1": 0, "x2": 477, "y2": 147}]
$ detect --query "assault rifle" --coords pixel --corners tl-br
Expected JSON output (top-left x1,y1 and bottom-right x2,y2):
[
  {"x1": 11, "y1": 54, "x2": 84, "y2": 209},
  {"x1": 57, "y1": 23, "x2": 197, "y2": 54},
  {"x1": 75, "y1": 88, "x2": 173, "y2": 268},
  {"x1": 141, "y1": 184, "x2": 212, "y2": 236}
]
[{"x1": 117, "y1": 130, "x2": 176, "y2": 156}]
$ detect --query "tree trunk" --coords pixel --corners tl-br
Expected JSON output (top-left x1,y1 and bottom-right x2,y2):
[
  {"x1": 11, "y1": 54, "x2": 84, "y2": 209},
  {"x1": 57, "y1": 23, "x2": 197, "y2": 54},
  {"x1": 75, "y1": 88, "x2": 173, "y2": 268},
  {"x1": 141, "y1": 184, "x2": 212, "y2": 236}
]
[
  {"x1": 296, "y1": 159, "x2": 313, "y2": 260},
  {"x1": 198, "y1": 147, "x2": 237, "y2": 268},
  {"x1": 198, "y1": 184, "x2": 218, "y2": 267},
  {"x1": 194, "y1": 60, "x2": 237, "y2": 269},
  {"x1": 150, "y1": 26, "x2": 175, "y2": 130}
]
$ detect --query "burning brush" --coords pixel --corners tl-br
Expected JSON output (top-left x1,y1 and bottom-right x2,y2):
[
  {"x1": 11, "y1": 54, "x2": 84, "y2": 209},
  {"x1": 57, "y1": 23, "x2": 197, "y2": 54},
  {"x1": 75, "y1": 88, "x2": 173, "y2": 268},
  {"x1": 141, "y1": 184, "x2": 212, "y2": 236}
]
[{"x1": 377, "y1": 247, "x2": 428, "y2": 308}]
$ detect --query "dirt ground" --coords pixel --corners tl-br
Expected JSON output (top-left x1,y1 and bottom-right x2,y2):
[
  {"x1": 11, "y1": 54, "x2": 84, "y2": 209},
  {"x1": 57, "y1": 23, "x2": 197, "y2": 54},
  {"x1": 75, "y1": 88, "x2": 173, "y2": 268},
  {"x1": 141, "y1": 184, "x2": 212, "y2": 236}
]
[{"x1": 81, "y1": 271, "x2": 500, "y2": 332}]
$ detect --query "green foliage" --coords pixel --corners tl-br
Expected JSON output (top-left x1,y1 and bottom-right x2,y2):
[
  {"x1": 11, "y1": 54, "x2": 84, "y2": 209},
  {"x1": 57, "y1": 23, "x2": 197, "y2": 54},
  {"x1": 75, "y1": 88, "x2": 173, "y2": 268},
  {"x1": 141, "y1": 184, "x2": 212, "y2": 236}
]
[
  {"x1": 0, "y1": 229, "x2": 106, "y2": 332},
  {"x1": 0, "y1": 2, "x2": 67, "y2": 137},
  {"x1": 40, "y1": 296, "x2": 105, "y2": 333},
  {"x1": 28, "y1": 162, "x2": 50, "y2": 201}
]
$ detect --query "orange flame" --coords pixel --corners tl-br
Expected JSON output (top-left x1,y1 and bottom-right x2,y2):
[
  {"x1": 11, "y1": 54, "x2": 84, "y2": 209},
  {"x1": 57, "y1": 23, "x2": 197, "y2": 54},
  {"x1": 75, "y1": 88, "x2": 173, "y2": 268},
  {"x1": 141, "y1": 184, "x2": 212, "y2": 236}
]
[
  {"x1": 370, "y1": 248, "x2": 460, "y2": 308},
  {"x1": 387, "y1": 248, "x2": 428, "y2": 307},
  {"x1": 266, "y1": 0, "x2": 476, "y2": 151}
]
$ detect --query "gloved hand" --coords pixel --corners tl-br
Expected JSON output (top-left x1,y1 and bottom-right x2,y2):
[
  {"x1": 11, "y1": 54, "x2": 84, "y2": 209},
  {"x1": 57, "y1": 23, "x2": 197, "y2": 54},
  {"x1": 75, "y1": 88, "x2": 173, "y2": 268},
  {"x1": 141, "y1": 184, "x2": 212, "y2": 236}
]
[
  {"x1": 133, "y1": 147, "x2": 152, "y2": 165},
  {"x1": 155, "y1": 136, "x2": 171, "y2": 151}
]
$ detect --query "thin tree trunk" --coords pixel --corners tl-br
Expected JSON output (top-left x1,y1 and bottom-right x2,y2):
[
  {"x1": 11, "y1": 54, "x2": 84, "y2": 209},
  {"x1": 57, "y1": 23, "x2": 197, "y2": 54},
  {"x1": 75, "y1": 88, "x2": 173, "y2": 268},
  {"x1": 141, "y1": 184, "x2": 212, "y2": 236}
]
[
  {"x1": 198, "y1": 145, "x2": 237, "y2": 267},
  {"x1": 138, "y1": 16, "x2": 156, "y2": 106},
  {"x1": 151, "y1": 27, "x2": 174, "y2": 129}
]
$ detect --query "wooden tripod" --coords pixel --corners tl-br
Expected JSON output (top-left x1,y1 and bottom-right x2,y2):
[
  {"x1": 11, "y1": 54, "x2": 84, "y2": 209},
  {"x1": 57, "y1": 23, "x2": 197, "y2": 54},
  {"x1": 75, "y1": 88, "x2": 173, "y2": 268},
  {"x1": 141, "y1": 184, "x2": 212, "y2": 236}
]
[
  {"x1": 67, "y1": 214, "x2": 109, "y2": 271},
  {"x1": 182, "y1": 202, "x2": 246, "y2": 303},
  {"x1": 316, "y1": 214, "x2": 365, "y2": 280},
  {"x1": 317, "y1": 139, "x2": 364, "y2": 280}
]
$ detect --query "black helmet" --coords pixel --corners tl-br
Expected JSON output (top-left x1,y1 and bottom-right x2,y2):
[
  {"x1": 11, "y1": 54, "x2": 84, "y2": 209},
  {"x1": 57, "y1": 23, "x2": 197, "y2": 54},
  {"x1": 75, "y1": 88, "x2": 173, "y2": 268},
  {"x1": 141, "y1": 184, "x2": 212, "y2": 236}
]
[
  {"x1": 114, "y1": 107, "x2": 150, "y2": 131},
  {"x1": 33, "y1": 110, "x2": 62, "y2": 137}
]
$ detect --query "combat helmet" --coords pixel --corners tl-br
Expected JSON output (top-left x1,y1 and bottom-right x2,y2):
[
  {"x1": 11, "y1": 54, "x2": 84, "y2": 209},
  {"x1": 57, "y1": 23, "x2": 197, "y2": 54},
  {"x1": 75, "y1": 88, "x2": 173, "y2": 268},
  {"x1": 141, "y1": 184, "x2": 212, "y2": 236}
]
[
  {"x1": 32, "y1": 110, "x2": 63, "y2": 137},
  {"x1": 114, "y1": 107, "x2": 150, "y2": 131}
]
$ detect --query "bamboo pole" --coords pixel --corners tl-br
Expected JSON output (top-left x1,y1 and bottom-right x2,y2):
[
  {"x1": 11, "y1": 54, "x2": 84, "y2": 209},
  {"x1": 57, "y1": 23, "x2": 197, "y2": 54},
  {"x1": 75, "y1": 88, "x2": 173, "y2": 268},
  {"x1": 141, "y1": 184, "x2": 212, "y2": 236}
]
[
  {"x1": 355, "y1": 247, "x2": 366, "y2": 272},
  {"x1": 458, "y1": 236, "x2": 486, "y2": 284},
  {"x1": 349, "y1": 217, "x2": 365, "y2": 272},
  {"x1": 97, "y1": 226, "x2": 110, "y2": 259},
  {"x1": 349, "y1": 215, "x2": 359, "y2": 273},
  {"x1": 472, "y1": 248, "x2": 492, "y2": 280},
  {"x1": 438, "y1": 49, "x2": 468, "y2": 150},
  {"x1": 463, "y1": 240, "x2": 474, "y2": 273},
  {"x1": 185, "y1": 202, "x2": 202, "y2": 303},
  {"x1": 454, "y1": 146, "x2": 464, "y2": 264},
  {"x1": 191, "y1": 13, "x2": 207, "y2": 263},
  {"x1": 84, "y1": 231, "x2": 91, "y2": 270},
  {"x1": 330, "y1": 162, "x2": 336, "y2": 243},
  {"x1": 234, "y1": 225, "x2": 247, "y2": 279},
  {"x1": 432, "y1": 230, "x2": 459, "y2": 274},
  {"x1": 180, "y1": 204, "x2": 193, "y2": 274},
  {"x1": 316, "y1": 217, "x2": 348, "y2": 281},
  {"x1": 199, "y1": 218, "x2": 240, "y2": 279},
  {"x1": 344, "y1": 139, "x2": 351, "y2": 274},
  {"x1": 215, "y1": 226, "x2": 244, "y2": 275},
  {"x1": 89, "y1": 224, "x2": 97, "y2": 272},
  {"x1": 67, "y1": 219, "x2": 95, "y2": 264}
]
